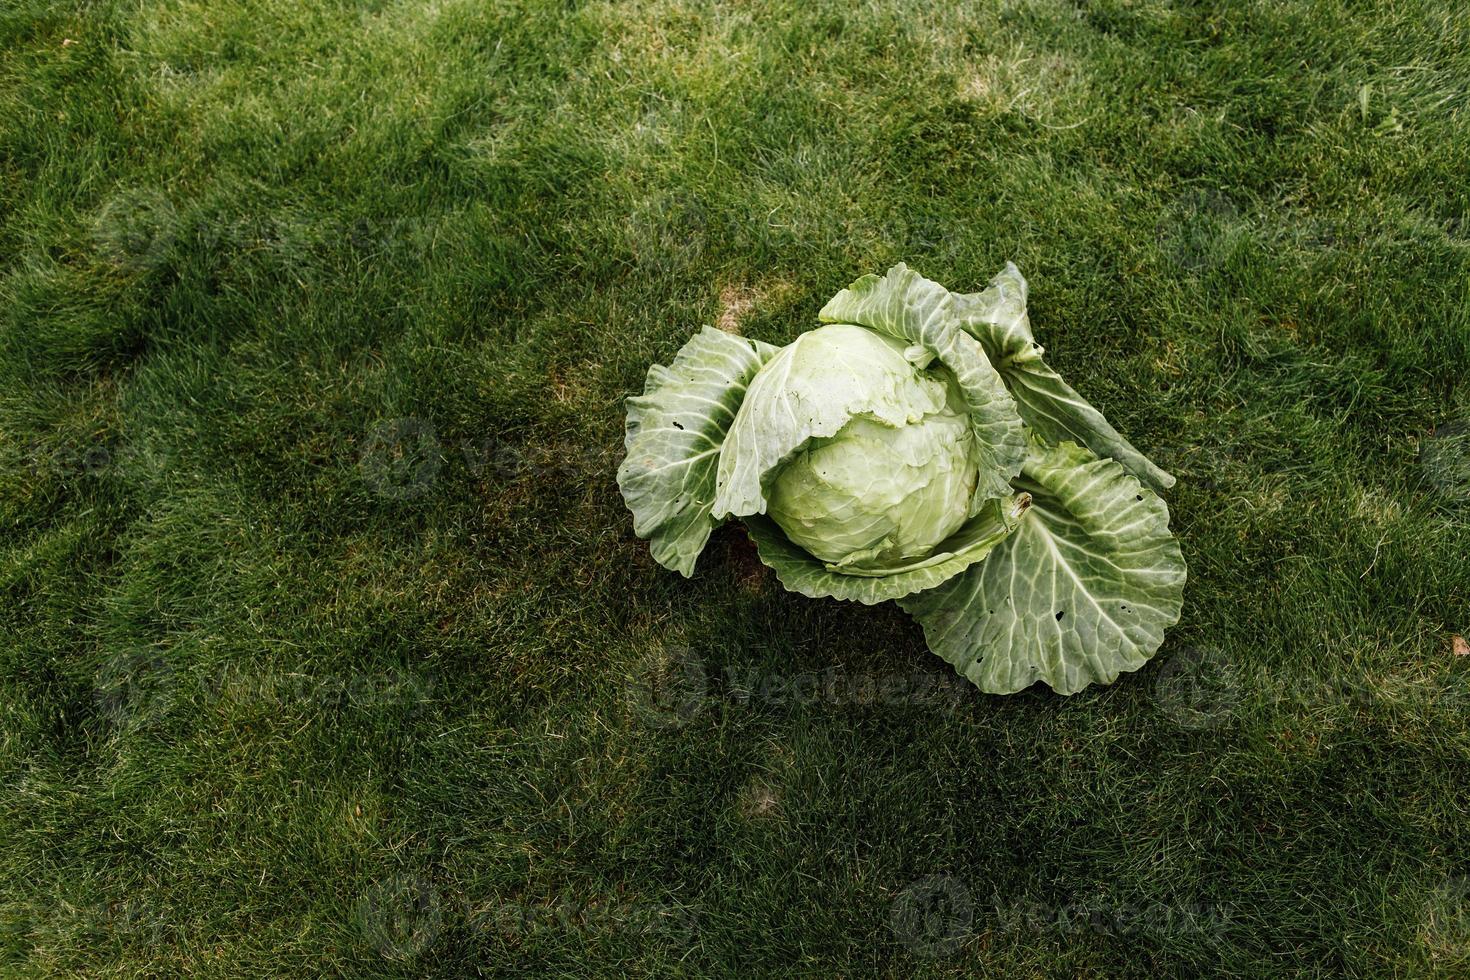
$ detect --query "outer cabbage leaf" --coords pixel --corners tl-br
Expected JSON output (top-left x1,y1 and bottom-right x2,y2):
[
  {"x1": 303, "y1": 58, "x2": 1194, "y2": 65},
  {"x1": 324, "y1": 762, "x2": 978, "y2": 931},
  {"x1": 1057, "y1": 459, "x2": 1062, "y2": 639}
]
[
  {"x1": 899, "y1": 441, "x2": 1186, "y2": 694},
  {"x1": 818, "y1": 263, "x2": 1026, "y2": 508},
  {"x1": 711, "y1": 324, "x2": 950, "y2": 520},
  {"x1": 618, "y1": 326, "x2": 780, "y2": 576},
  {"x1": 744, "y1": 493, "x2": 1031, "y2": 605},
  {"x1": 951, "y1": 263, "x2": 1175, "y2": 492}
]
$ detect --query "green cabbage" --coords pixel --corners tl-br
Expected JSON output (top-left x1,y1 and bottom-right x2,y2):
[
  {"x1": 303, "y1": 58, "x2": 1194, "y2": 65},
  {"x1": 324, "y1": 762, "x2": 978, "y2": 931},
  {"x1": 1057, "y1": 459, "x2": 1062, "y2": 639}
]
[
  {"x1": 747, "y1": 323, "x2": 980, "y2": 568},
  {"x1": 617, "y1": 264, "x2": 1186, "y2": 695}
]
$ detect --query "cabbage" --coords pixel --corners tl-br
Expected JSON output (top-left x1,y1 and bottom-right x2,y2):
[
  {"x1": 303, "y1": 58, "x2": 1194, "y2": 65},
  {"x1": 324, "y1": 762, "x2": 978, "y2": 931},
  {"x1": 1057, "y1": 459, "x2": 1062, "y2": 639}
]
[
  {"x1": 617, "y1": 264, "x2": 1186, "y2": 695},
  {"x1": 750, "y1": 324, "x2": 980, "y2": 567}
]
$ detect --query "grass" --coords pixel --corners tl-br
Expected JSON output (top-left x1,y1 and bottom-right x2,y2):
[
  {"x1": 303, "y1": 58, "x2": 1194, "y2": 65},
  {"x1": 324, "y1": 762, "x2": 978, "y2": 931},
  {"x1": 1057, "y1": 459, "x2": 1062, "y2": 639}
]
[{"x1": 2, "y1": 0, "x2": 1469, "y2": 975}]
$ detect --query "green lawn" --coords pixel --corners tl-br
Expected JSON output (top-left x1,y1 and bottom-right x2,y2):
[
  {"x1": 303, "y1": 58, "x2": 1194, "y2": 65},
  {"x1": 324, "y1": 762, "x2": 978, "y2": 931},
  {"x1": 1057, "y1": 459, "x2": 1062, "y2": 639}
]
[{"x1": 3, "y1": 0, "x2": 1469, "y2": 975}]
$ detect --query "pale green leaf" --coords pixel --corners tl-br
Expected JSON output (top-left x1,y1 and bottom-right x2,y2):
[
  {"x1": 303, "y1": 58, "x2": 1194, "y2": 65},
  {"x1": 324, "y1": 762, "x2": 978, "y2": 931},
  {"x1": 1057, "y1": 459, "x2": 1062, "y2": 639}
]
[
  {"x1": 617, "y1": 327, "x2": 780, "y2": 576},
  {"x1": 819, "y1": 263, "x2": 1027, "y2": 507},
  {"x1": 711, "y1": 323, "x2": 951, "y2": 520},
  {"x1": 744, "y1": 494, "x2": 1030, "y2": 605},
  {"x1": 951, "y1": 263, "x2": 1176, "y2": 492},
  {"x1": 900, "y1": 441, "x2": 1186, "y2": 694}
]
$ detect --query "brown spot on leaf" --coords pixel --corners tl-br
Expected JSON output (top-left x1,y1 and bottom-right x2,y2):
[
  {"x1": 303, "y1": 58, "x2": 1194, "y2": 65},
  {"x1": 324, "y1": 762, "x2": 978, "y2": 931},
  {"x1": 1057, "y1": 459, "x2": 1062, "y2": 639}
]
[{"x1": 1453, "y1": 634, "x2": 1469, "y2": 658}]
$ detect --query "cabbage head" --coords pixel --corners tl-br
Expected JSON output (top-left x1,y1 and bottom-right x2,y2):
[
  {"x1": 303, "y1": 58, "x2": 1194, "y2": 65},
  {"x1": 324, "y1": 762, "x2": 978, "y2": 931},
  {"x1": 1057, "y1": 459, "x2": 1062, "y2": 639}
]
[{"x1": 617, "y1": 265, "x2": 1186, "y2": 695}]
